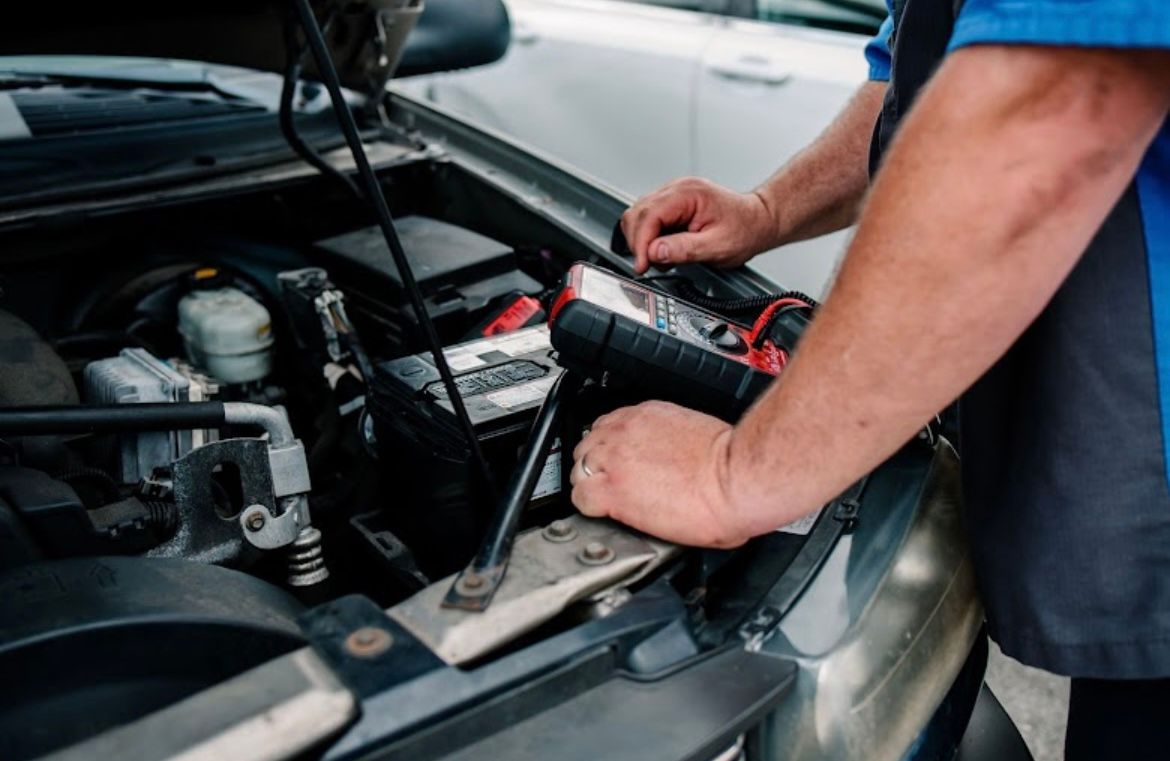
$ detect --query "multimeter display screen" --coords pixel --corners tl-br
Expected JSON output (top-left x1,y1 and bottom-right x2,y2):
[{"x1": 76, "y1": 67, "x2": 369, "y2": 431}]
[{"x1": 579, "y1": 267, "x2": 651, "y2": 326}]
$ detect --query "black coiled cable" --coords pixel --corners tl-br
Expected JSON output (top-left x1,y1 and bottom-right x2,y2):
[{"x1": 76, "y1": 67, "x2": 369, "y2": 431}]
[
  {"x1": 640, "y1": 275, "x2": 819, "y2": 316},
  {"x1": 675, "y1": 281, "x2": 820, "y2": 316}
]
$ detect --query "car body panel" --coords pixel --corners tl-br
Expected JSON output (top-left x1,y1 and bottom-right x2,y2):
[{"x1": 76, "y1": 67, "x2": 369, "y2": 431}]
[
  {"x1": 398, "y1": 0, "x2": 875, "y2": 296},
  {"x1": 402, "y1": 0, "x2": 717, "y2": 195}
]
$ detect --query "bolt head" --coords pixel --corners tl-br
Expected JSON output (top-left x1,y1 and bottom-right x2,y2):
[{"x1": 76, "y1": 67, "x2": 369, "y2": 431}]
[
  {"x1": 245, "y1": 512, "x2": 266, "y2": 531},
  {"x1": 542, "y1": 520, "x2": 578, "y2": 543},
  {"x1": 577, "y1": 541, "x2": 616, "y2": 566},
  {"x1": 344, "y1": 626, "x2": 392, "y2": 658},
  {"x1": 453, "y1": 571, "x2": 493, "y2": 598},
  {"x1": 584, "y1": 542, "x2": 607, "y2": 559}
]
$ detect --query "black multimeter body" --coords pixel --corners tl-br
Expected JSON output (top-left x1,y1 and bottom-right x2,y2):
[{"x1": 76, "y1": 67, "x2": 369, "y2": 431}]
[{"x1": 549, "y1": 262, "x2": 795, "y2": 420}]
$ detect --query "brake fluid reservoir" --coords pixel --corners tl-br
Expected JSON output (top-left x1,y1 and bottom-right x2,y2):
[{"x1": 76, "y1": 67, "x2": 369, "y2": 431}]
[{"x1": 178, "y1": 286, "x2": 274, "y2": 384}]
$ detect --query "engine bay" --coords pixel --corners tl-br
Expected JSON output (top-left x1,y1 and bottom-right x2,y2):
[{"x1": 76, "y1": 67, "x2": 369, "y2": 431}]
[
  {"x1": 0, "y1": 151, "x2": 832, "y2": 758},
  {"x1": 0, "y1": 191, "x2": 586, "y2": 588}
]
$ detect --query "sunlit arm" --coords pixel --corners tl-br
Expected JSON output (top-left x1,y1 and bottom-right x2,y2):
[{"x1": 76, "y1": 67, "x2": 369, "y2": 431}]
[{"x1": 718, "y1": 46, "x2": 1170, "y2": 541}]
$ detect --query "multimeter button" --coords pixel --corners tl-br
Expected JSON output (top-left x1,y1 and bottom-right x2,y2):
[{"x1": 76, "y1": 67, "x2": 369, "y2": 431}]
[
  {"x1": 657, "y1": 317, "x2": 667, "y2": 329},
  {"x1": 669, "y1": 326, "x2": 678, "y2": 334}
]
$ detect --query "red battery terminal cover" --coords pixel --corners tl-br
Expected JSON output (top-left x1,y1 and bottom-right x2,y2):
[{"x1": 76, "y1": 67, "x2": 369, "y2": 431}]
[{"x1": 482, "y1": 295, "x2": 545, "y2": 336}]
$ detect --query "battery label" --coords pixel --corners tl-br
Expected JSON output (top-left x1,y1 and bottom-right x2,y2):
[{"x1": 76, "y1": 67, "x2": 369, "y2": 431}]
[
  {"x1": 440, "y1": 326, "x2": 551, "y2": 374},
  {"x1": 489, "y1": 327, "x2": 551, "y2": 358},
  {"x1": 532, "y1": 439, "x2": 563, "y2": 501},
  {"x1": 445, "y1": 350, "x2": 487, "y2": 372},
  {"x1": 485, "y1": 373, "x2": 560, "y2": 410}
]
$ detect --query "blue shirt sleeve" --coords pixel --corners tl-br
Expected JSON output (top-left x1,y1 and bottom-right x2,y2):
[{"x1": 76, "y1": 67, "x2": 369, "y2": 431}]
[
  {"x1": 865, "y1": 15, "x2": 895, "y2": 81},
  {"x1": 950, "y1": 0, "x2": 1170, "y2": 51}
]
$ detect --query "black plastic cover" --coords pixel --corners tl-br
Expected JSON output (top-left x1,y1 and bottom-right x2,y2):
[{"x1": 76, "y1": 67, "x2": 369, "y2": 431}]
[
  {"x1": 385, "y1": 647, "x2": 796, "y2": 761},
  {"x1": 316, "y1": 216, "x2": 541, "y2": 348},
  {"x1": 0, "y1": 556, "x2": 304, "y2": 760}
]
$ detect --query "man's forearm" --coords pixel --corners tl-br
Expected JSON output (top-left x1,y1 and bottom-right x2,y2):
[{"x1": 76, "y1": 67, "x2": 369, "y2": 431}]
[
  {"x1": 754, "y1": 81, "x2": 887, "y2": 248},
  {"x1": 719, "y1": 46, "x2": 1170, "y2": 539}
]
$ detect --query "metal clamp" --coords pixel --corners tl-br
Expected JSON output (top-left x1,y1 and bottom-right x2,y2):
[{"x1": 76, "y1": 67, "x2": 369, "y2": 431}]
[
  {"x1": 241, "y1": 496, "x2": 309, "y2": 551},
  {"x1": 215, "y1": 402, "x2": 332, "y2": 587}
]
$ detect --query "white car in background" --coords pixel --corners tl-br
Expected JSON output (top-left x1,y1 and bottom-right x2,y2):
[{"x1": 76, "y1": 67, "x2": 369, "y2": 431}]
[{"x1": 397, "y1": 0, "x2": 886, "y2": 296}]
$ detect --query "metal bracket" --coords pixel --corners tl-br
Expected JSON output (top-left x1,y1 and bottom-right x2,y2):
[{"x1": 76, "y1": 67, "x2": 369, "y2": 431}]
[
  {"x1": 394, "y1": 514, "x2": 679, "y2": 665},
  {"x1": 171, "y1": 437, "x2": 277, "y2": 519},
  {"x1": 241, "y1": 497, "x2": 309, "y2": 551}
]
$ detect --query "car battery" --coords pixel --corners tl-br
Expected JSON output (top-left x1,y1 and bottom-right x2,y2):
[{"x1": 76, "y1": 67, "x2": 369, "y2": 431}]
[
  {"x1": 313, "y1": 215, "x2": 543, "y2": 352},
  {"x1": 368, "y1": 326, "x2": 566, "y2": 567}
]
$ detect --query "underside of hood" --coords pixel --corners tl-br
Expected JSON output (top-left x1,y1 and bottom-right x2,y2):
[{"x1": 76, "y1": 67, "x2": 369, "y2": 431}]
[{"x1": 0, "y1": 0, "x2": 423, "y2": 96}]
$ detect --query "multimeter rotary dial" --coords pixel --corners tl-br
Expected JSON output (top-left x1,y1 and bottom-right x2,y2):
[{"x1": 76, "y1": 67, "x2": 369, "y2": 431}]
[{"x1": 679, "y1": 312, "x2": 747, "y2": 355}]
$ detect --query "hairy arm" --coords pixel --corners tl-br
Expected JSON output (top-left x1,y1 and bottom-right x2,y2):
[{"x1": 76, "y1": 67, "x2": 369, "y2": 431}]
[
  {"x1": 755, "y1": 80, "x2": 887, "y2": 246},
  {"x1": 714, "y1": 45, "x2": 1170, "y2": 541}
]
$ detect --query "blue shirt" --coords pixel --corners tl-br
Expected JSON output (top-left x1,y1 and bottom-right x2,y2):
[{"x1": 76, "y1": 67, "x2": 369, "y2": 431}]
[
  {"x1": 859, "y1": 0, "x2": 1170, "y2": 678},
  {"x1": 866, "y1": 0, "x2": 1170, "y2": 78}
]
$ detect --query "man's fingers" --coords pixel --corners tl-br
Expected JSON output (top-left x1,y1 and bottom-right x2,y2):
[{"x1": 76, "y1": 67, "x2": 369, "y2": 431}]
[
  {"x1": 571, "y1": 478, "x2": 609, "y2": 518},
  {"x1": 619, "y1": 208, "x2": 649, "y2": 274},
  {"x1": 649, "y1": 230, "x2": 717, "y2": 267},
  {"x1": 628, "y1": 192, "x2": 694, "y2": 271}
]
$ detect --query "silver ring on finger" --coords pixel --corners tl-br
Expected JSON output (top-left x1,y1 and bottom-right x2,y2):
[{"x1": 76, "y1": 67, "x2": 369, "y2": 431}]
[{"x1": 580, "y1": 456, "x2": 595, "y2": 478}]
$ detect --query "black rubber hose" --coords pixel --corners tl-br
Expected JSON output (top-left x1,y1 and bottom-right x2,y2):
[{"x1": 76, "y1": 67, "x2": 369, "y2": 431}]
[
  {"x1": 54, "y1": 467, "x2": 121, "y2": 504},
  {"x1": 279, "y1": 9, "x2": 362, "y2": 200},
  {"x1": 0, "y1": 402, "x2": 226, "y2": 436}
]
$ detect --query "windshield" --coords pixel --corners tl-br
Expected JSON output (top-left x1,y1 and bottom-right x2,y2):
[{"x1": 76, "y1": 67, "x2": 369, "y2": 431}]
[{"x1": 756, "y1": 0, "x2": 886, "y2": 35}]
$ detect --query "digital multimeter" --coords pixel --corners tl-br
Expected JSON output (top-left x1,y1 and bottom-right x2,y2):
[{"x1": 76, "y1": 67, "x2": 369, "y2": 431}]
[{"x1": 549, "y1": 262, "x2": 797, "y2": 418}]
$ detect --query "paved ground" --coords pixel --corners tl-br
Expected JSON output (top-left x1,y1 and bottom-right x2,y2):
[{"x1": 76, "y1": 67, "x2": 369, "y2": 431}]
[{"x1": 986, "y1": 642, "x2": 1070, "y2": 761}]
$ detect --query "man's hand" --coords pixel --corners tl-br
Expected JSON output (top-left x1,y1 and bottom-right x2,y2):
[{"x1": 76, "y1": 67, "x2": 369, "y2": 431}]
[
  {"x1": 619, "y1": 82, "x2": 887, "y2": 276},
  {"x1": 569, "y1": 401, "x2": 748, "y2": 548},
  {"x1": 620, "y1": 178, "x2": 776, "y2": 275}
]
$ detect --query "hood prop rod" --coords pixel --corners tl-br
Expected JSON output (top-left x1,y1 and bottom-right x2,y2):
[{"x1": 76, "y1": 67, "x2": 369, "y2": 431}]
[
  {"x1": 290, "y1": 0, "x2": 497, "y2": 502},
  {"x1": 443, "y1": 371, "x2": 585, "y2": 611}
]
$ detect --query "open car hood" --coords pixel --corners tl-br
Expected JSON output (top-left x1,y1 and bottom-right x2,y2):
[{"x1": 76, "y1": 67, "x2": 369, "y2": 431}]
[{"x1": 0, "y1": 1, "x2": 431, "y2": 96}]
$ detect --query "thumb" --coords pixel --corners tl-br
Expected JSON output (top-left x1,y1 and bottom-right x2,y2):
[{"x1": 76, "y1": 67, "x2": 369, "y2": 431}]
[{"x1": 649, "y1": 230, "x2": 717, "y2": 266}]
